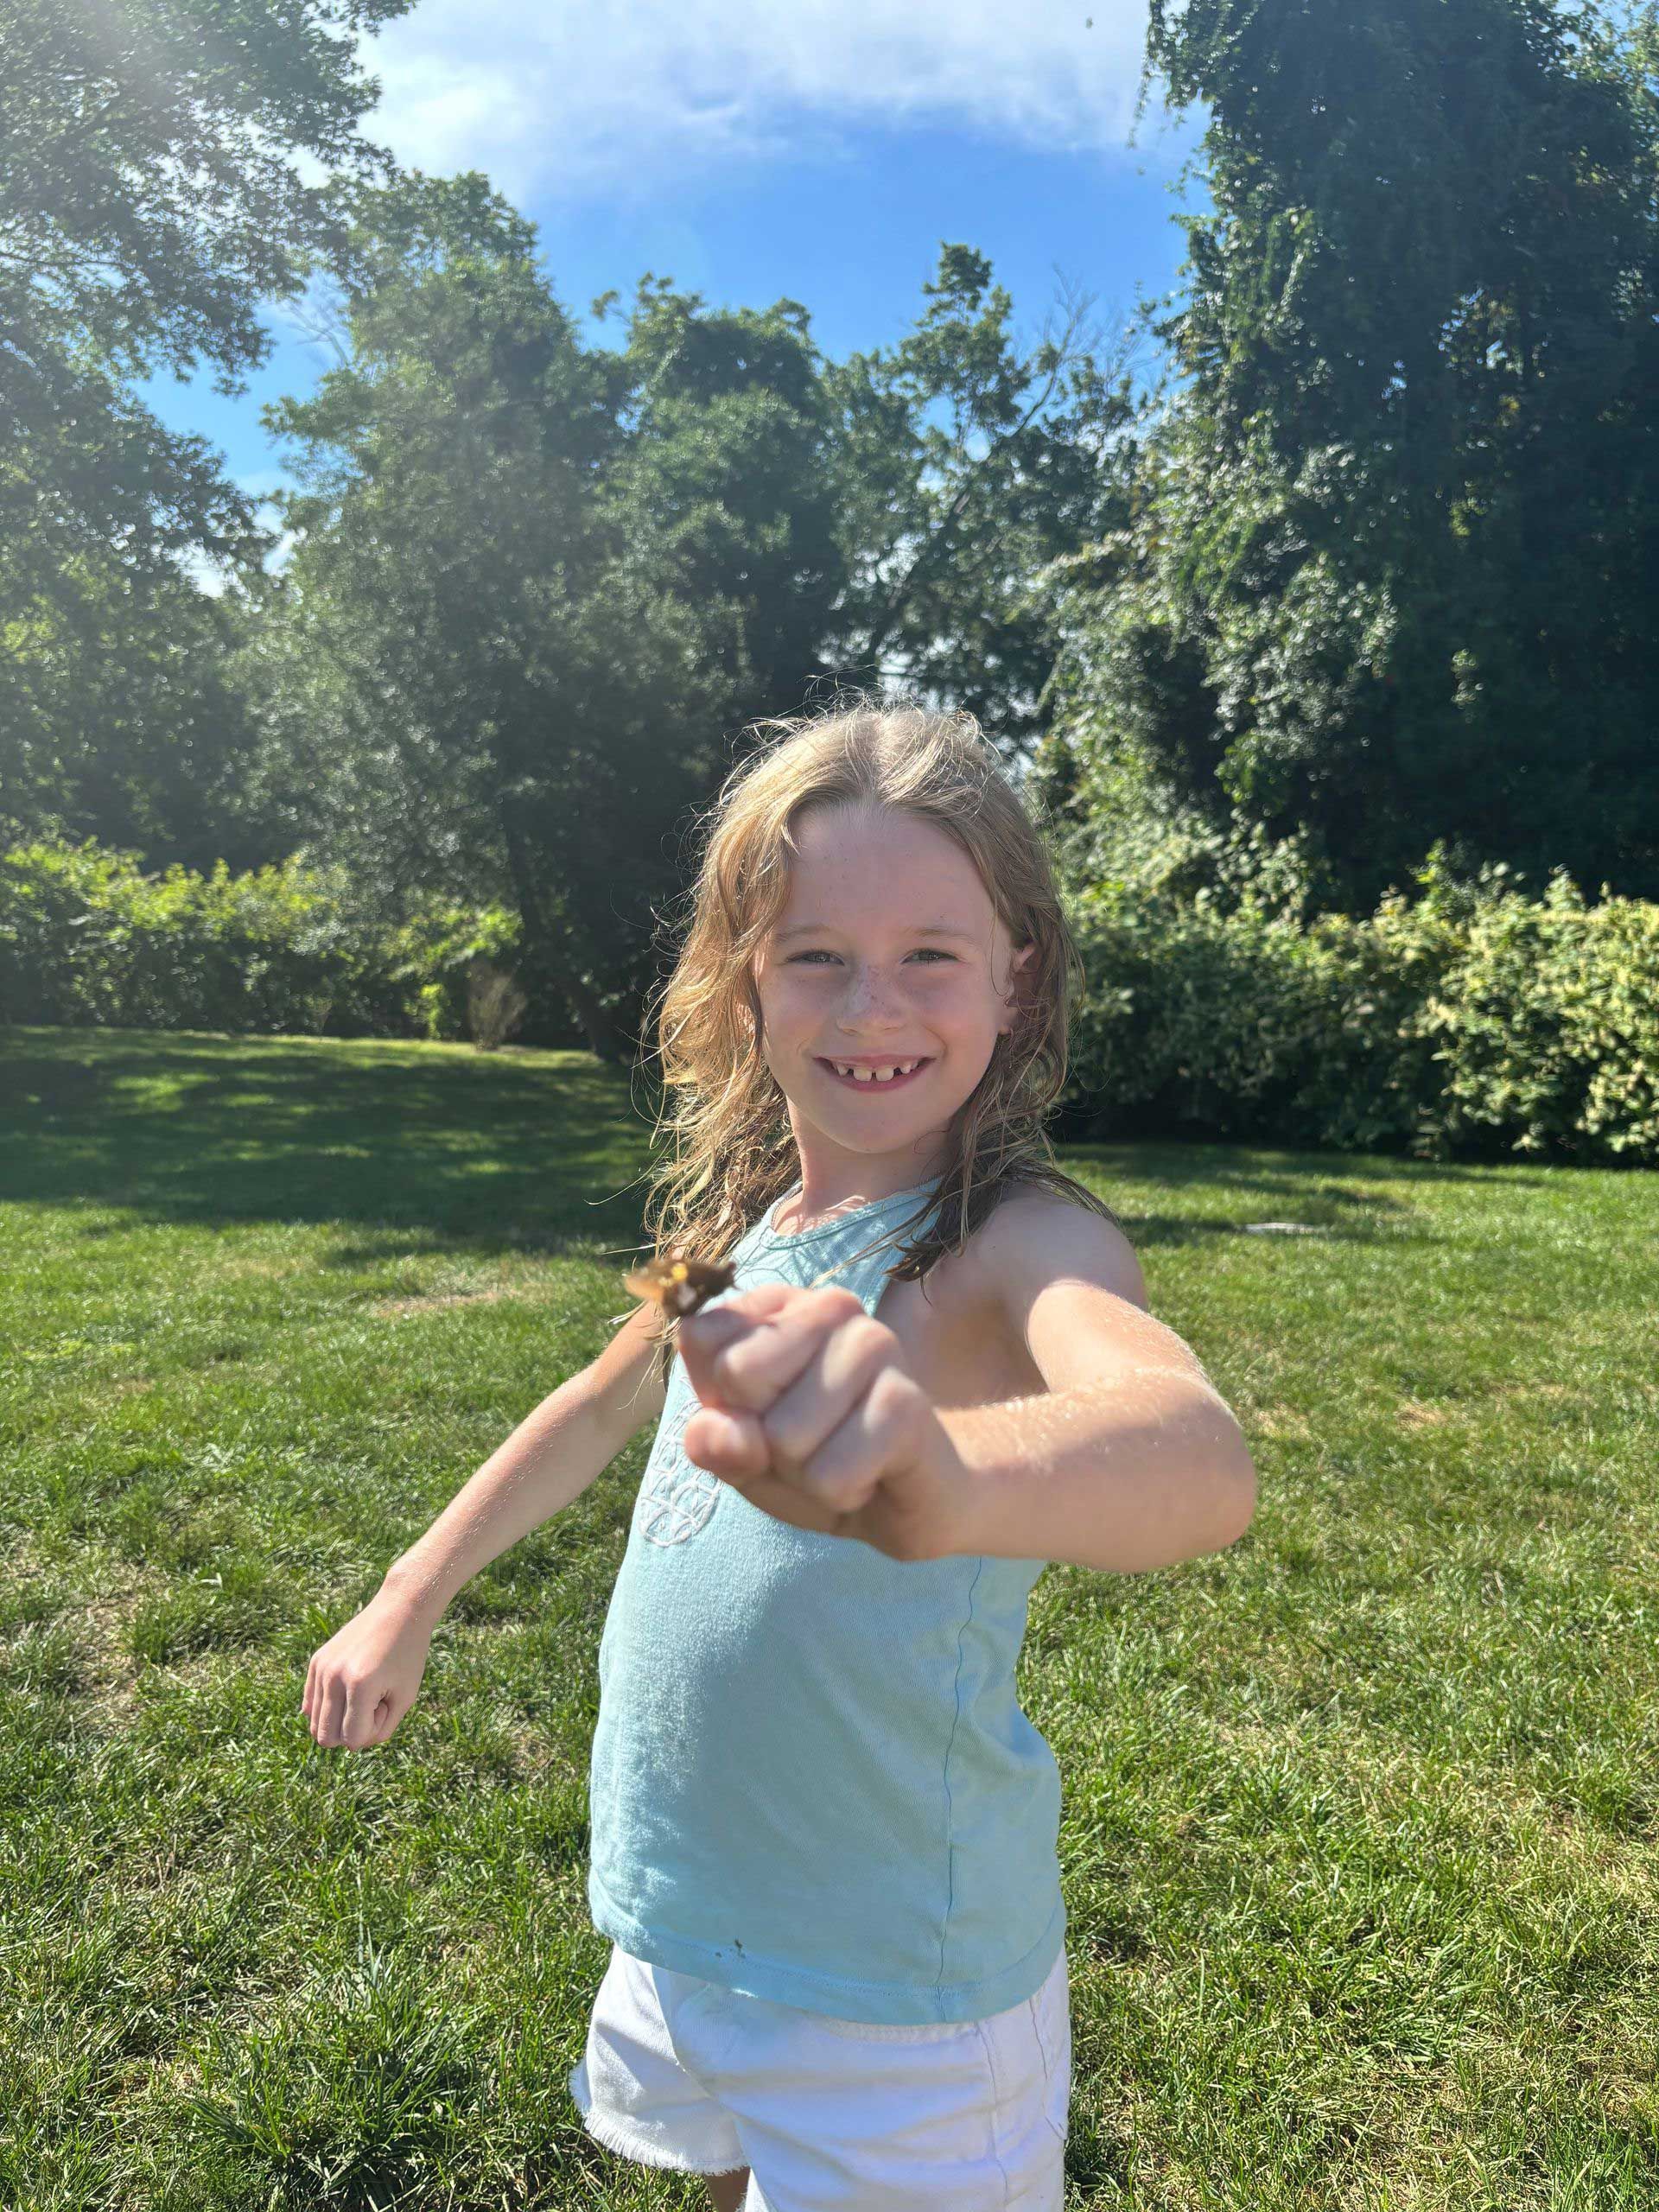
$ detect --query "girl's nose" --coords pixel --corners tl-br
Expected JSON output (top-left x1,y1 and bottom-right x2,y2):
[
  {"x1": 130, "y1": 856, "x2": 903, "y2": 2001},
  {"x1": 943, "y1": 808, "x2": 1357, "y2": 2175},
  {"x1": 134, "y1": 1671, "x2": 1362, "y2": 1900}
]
[{"x1": 839, "y1": 969, "x2": 906, "y2": 1014}]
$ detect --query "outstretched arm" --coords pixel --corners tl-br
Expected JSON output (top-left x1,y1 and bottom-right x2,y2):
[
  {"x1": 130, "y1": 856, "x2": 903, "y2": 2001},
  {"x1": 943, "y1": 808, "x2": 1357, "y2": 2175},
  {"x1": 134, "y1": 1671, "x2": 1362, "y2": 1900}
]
[
  {"x1": 675, "y1": 1194, "x2": 1255, "y2": 1573},
  {"x1": 938, "y1": 1187, "x2": 1257, "y2": 1573},
  {"x1": 938, "y1": 1368, "x2": 1255, "y2": 1573}
]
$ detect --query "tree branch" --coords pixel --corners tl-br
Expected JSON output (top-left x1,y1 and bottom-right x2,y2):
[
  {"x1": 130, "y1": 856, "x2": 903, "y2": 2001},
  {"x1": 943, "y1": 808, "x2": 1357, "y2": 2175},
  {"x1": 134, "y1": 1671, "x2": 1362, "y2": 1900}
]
[{"x1": 860, "y1": 296, "x2": 1090, "y2": 667}]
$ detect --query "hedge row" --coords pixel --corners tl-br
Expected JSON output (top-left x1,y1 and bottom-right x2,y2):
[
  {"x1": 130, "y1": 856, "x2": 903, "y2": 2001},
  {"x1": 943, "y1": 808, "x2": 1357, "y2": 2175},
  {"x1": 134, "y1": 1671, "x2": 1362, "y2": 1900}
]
[
  {"x1": 4, "y1": 835, "x2": 1653, "y2": 1164},
  {"x1": 1065, "y1": 848, "x2": 1657, "y2": 1163},
  {"x1": 0, "y1": 836, "x2": 520, "y2": 1046}
]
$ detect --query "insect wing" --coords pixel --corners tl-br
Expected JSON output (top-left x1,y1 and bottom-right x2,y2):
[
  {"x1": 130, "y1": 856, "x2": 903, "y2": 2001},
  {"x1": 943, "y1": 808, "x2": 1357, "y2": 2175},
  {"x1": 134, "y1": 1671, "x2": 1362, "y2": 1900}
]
[{"x1": 623, "y1": 1255, "x2": 735, "y2": 1316}]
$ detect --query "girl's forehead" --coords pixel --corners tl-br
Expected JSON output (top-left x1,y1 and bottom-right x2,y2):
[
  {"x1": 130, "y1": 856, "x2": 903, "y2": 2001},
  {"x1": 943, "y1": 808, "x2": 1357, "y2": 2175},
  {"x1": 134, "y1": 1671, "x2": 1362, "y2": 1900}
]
[
  {"x1": 766, "y1": 884, "x2": 998, "y2": 944},
  {"x1": 781, "y1": 807, "x2": 992, "y2": 908},
  {"x1": 792, "y1": 800, "x2": 950, "y2": 859}
]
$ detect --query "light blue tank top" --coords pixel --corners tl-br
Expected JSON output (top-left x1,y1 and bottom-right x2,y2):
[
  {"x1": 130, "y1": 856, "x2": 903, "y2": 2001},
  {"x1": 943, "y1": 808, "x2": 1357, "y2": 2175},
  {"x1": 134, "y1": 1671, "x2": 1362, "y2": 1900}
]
[{"x1": 584, "y1": 1173, "x2": 1066, "y2": 2024}]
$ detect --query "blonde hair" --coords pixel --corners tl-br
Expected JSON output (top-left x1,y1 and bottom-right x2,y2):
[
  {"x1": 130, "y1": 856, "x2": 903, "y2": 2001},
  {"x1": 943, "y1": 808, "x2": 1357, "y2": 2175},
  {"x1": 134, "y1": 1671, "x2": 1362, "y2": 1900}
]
[{"x1": 632, "y1": 692, "x2": 1123, "y2": 1386}]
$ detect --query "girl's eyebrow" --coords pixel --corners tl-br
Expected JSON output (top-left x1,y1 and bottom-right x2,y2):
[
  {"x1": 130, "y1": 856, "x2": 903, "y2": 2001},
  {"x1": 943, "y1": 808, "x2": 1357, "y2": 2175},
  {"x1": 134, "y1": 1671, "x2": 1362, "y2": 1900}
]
[{"x1": 775, "y1": 922, "x2": 978, "y2": 941}]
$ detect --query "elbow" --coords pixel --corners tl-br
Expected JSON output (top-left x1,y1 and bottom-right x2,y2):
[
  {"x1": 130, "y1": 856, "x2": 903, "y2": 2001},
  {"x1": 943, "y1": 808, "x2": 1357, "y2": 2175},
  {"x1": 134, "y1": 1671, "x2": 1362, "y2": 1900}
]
[{"x1": 1212, "y1": 1422, "x2": 1258, "y2": 1551}]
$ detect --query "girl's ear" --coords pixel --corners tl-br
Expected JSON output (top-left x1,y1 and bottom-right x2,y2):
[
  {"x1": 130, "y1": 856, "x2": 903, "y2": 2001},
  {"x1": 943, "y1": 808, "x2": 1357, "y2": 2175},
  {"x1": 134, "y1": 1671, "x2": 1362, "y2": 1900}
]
[{"x1": 999, "y1": 942, "x2": 1037, "y2": 1033}]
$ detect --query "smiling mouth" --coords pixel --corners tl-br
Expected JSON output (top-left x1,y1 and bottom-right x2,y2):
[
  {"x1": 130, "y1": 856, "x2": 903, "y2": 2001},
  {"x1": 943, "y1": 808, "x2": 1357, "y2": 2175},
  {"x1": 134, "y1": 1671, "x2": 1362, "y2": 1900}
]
[{"x1": 816, "y1": 1057, "x2": 933, "y2": 1091}]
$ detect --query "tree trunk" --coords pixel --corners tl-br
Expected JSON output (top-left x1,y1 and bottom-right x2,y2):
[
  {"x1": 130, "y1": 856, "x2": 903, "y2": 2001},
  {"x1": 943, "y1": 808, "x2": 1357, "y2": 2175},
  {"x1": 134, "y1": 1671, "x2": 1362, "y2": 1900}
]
[{"x1": 495, "y1": 804, "x2": 636, "y2": 1062}]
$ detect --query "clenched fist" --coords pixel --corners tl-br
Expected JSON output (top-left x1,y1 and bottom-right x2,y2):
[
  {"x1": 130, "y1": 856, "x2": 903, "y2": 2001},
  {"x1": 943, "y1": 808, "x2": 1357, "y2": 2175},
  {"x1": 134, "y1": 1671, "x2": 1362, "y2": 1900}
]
[{"x1": 676, "y1": 1281, "x2": 979, "y2": 1562}]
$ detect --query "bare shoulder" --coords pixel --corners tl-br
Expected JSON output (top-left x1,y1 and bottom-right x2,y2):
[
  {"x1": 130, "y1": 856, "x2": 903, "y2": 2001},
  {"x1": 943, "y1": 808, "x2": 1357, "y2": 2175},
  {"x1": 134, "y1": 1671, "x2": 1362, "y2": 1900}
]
[
  {"x1": 966, "y1": 1184, "x2": 1150, "y2": 1315},
  {"x1": 962, "y1": 1183, "x2": 1217, "y2": 1397}
]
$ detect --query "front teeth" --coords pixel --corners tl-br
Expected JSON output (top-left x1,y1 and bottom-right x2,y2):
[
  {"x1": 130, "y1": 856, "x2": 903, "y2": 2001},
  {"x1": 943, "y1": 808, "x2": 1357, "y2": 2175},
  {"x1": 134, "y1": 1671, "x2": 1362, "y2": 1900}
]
[{"x1": 831, "y1": 1059, "x2": 924, "y2": 1083}]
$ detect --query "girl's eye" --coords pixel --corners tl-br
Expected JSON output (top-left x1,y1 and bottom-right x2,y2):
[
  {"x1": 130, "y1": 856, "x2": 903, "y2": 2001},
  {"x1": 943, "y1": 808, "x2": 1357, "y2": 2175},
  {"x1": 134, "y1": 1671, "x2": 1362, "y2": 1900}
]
[{"x1": 787, "y1": 950, "x2": 957, "y2": 965}]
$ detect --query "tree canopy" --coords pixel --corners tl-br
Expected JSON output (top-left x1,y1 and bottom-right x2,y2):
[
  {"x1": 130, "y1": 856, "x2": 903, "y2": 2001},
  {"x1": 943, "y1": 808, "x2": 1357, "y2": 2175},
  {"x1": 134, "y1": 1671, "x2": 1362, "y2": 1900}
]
[
  {"x1": 241, "y1": 179, "x2": 1136, "y2": 1056},
  {"x1": 1040, "y1": 0, "x2": 1659, "y2": 913},
  {"x1": 0, "y1": 0, "x2": 411, "y2": 851}
]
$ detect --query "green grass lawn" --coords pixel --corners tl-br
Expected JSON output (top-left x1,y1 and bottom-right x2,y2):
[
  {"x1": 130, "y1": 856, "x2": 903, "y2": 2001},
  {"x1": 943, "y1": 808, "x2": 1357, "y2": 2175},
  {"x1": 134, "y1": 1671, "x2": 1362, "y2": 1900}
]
[{"x1": 3, "y1": 1025, "x2": 1657, "y2": 2209}]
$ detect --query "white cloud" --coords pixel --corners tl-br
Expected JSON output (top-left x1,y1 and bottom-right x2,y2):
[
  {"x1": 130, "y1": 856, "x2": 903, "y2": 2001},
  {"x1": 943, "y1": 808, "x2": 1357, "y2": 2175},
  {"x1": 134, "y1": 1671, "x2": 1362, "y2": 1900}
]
[{"x1": 353, "y1": 0, "x2": 1190, "y2": 207}]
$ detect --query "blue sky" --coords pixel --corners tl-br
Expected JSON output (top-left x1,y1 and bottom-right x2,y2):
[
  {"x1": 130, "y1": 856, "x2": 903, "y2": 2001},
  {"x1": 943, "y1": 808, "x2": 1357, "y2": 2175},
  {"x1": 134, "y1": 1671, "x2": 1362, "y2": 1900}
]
[{"x1": 141, "y1": 1, "x2": 1213, "y2": 522}]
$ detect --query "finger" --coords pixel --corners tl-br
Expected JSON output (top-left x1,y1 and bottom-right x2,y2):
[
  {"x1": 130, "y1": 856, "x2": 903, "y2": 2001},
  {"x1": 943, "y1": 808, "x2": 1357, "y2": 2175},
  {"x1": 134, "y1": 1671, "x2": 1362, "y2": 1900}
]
[
  {"x1": 683, "y1": 1403, "x2": 771, "y2": 1481},
  {"x1": 317, "y1": 1671, "x2": 346, "y2": 1749},
  {"x1": 342, "y1": 1675, "x2": 379, "y2": 1751},
  {"x1": 675, "y1": 1283, "x2": 793, "y2": 1395},
  {"x1": 681, "y1": 1281, "x2": 795, "y2": 1343},
  {"x1": 688, "y1": 1414, "x2": 852, "y2": 1538},
  {"x1": 688, "y1": 1287, "x2": 865, "y2": 1415},
  {"x1": 727, "y1": 1281, "x2": 797, "y2": 1319},
  {"x1": 799, "y1": 1366, "x2": 925, "y2": 1526},
  {"x1": 757, "y1": 1314, "x2": 893, "y2": 1482}
]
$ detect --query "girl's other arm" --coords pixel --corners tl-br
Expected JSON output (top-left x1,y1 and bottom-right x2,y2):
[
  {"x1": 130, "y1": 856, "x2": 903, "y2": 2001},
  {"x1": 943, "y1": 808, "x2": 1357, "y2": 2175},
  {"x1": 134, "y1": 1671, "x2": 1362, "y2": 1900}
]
[
  {"x1": 377, "y1": 1297, "x2": 669, "y2": 1625},
  {"x1": 302, "y1": 1300, "x2": 667, "y2": 1750}
]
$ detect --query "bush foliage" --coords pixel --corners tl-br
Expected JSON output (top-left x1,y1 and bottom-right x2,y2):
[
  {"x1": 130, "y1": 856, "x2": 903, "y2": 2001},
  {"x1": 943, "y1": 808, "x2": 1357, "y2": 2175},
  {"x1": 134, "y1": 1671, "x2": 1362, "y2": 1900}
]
[
  {"x1": 0, "y1": 836, "x2": 526, "y2": 1047},
  {"x1": 4, "y1": 832, "x2": 1653, "y2": 1163},
  {"x1": 1065, "y1": 844, "x2": 1658, "y2": 1163}
]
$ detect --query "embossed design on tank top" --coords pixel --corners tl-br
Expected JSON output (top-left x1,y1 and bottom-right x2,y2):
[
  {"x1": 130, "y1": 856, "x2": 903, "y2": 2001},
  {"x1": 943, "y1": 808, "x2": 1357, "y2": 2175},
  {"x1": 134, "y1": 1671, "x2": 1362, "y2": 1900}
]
[{"x1": 637, "y1": 1388, "x2": 721, "y2": 1546}]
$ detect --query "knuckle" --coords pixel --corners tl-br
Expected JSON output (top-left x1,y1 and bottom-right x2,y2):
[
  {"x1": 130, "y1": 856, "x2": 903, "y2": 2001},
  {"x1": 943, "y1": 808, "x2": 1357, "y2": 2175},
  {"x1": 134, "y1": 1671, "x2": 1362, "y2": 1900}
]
[
  {"x1": 761, "y1": 1408, "x2": 810, "y2": 1465},
  {"x1": 715, "y1": 1343, "x2": 760, "y2": 1395},
  {"x1": 807, "y1": 1433, "x2": 873, "y2": 1508},
  {"x1": 851, "y1": 1316, "x2": 893, "y2": 1363},
  {"x1": 865, "y1": 1363, "x2": 911, "y2": 1415},
  {"x1": 817, "y1": 1467, "x2": 869, "y2": 1512},
  {"x1": 725, "y1": 1344, "x2": 769, "y2": 1397}
]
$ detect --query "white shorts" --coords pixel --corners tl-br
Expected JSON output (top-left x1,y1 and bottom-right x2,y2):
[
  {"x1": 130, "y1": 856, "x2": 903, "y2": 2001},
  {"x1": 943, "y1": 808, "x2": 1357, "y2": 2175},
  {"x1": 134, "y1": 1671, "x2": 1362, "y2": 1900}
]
[{"x1": 568, "y1": 1941, "x2": 1071, "y2": 2210}]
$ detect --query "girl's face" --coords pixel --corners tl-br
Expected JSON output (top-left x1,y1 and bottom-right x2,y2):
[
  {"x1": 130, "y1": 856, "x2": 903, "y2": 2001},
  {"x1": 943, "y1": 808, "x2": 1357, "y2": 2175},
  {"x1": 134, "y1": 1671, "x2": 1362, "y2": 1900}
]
[{"x1": 748, "y1": 803, "x2": 1033, "y2": 1192}]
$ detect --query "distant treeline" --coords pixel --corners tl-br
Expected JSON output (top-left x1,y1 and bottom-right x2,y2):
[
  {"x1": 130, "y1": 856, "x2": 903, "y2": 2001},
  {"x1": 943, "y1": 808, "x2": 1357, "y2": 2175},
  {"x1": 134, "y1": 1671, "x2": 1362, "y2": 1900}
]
[{"x1": 5, "y1": 0, "x2": 1656, "y2": 1082}]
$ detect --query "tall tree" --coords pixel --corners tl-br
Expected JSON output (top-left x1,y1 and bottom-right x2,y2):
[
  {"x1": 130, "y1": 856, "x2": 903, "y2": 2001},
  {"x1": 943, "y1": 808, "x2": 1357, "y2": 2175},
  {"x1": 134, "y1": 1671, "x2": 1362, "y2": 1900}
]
[
  {"x1": 0, "y1": 0, "x2": 410, "y2": 849},
  {"x1": 252, "y1": 210, "x2": 1151, "y2": 1053},
  {"x1": 1047, "y1": 0, "x2": 1659, "y2": 912},
  {"x1": 255, "y1": 176, "x2": 710, "y2": 1060},
  {"x1": 822, "y1": 245, "x2": 1140, "y2": 770},
  {"x1": 254, "y1": 175, "x2": 855, "y2": 1060},
  {"x1": 602, "y1": 276, "x2": 847, "y2": 721}
]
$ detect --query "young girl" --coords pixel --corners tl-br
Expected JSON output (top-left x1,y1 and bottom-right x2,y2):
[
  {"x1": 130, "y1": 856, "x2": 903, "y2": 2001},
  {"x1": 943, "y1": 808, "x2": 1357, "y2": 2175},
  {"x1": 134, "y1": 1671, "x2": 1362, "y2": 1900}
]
[{"x1": 302, "y1": 699, "x2": 1256, "y2": 2211}]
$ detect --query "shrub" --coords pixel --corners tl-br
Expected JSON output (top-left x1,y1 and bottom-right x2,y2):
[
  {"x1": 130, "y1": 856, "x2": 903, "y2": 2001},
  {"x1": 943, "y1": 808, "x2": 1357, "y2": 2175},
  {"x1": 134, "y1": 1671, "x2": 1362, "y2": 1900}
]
[
  {"x1": 382, "y1": 902, "x2": 526, "y2": 1044},
  {"x1": 1064, "y1": 843, "x2": 1659, "y2": 1164},
  {"x1": 1414, "y1": 867, "x2": 1659, "y2": 1160},
  {"x1": 0, "y1": 836, "x2": 524, "y2": 1046}
]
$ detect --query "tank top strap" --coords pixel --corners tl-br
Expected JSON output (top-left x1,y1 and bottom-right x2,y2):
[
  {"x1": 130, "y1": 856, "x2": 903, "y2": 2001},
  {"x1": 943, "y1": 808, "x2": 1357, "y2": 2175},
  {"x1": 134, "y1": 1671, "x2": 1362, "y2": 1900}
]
[{"x1": 732, "y1": 1173, "x2": 946, "y2": 1312}]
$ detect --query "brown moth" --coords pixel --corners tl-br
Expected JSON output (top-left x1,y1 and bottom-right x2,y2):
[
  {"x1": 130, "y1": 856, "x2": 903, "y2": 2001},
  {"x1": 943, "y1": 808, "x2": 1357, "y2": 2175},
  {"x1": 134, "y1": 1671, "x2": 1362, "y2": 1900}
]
[{"x1": 624, "y1": 1254, "x2": 737, "y2": 1318}]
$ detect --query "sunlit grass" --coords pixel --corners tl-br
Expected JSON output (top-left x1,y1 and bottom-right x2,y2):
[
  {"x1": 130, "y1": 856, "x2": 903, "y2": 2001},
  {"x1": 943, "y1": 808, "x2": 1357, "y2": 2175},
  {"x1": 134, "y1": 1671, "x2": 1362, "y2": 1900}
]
[{"x1": 3, "y1": 1024, "x2": 1656, "y2": 2208}]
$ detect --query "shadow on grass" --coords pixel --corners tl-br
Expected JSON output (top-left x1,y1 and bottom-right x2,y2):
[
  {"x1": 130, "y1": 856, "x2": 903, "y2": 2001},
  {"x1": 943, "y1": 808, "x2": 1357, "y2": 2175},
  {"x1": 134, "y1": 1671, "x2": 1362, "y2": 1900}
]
[
  {"x1": 0, "y1": 1027, "x2": 660, "y2": 1262},
  {"x1": 1039, "y1": 1135, "x2": 1558, "y2": 1256},
  {"x1": 3, "y1": 1027, "x2": 1563, "y2": 1273}
]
